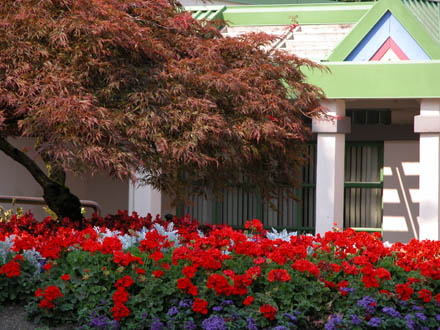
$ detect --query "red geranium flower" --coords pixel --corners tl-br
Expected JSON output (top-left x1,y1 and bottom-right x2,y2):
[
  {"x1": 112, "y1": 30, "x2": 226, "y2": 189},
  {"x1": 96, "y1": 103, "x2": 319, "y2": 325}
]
[
  {"x1": 115, "y1": 275, "x2": 134, "y2": 288},
  {"x1": 244, "y1": 219, "x2": 264, "y2": 232},
  {"x1": 267, "y1": 269, "x2": 291, "y2": 282},
  {"x1": 188, "y1": 284, "x2": 198, "y2": 296},
  {"x1": 260, "y1": 304, "x2": 277, "y2": 320},
  {"x1": 395, "y1": 283, "x2": 413, "y2": 301},
  {"x1": 177, "y1": 277, "x2": 192, "y2": 290},
  {"x1": 111, "y1": 303, "x2": 130, "y2": 321},
  {"x1": 35, "y1": 288, "x2": 43, "y2": 297},
  {"x1": 43, "y1": 286, "x2": 63, "y2": 301},
  {"x1": 292, "y1": 259, "x2": 320, "y2": 277},
  {"x1": 101, "y1": 236, "x2": 122, "y2": 254},
  {"x1": 12, "y1": 255, "x2": 24, "y2": 262},
  {"x1": 113, "y1": 287, "x2": 129, "y2": 304},
  {"x1": 243, "y1": 296, "x2": 254, "y2": 306},
  {"x1": 182, "y1": 265, "x2": 198, "y2": 278},
  {"x1": 192, "y1": 298, "x2": 208, "y2": 314},
  {"x1": 418, "y1": 289, "x2": 432, "y2": 303},
  {"x1": 0, "y1": 260, "x2": 20, "y2": 277},
  {"x1": 42, "y1": 262, "x2": 52, "y2": 271},
  {"x1": 153, "y1": 270, "x2": 164, "y2": 278},
  {"x1": 61, "y1": 274, "x2": 70, "y2": 281},
  {"x1": 136, "y1": 268, "x2": 146, "y2": 275},
  {"x1": 337, "y1": 280, "x2": 349, "y2": 296},
  {"x1": 207, "y1": 274, "x2": 233, "y2": 296},
  {"x1": 39, "y1": 299, "x2": 54, "y2": 309}
]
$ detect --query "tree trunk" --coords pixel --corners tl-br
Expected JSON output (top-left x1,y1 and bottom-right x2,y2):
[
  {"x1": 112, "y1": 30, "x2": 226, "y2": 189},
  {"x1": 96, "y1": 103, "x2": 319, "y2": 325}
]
[
  {"x1": 0, "y1": 137, "x2": 84, "y2": 223},
  {"x1": 42, "y1": 181, "x2": 83, "y2": 222}
]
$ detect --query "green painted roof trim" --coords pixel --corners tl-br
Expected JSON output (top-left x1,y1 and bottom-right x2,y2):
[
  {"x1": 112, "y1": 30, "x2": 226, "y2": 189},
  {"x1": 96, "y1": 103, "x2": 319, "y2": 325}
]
[
  {"x1": 222, "y1": 3, "x2": 374, "y2": 26},
  {"x1": 230, "y1": 0, "x2": 336, "y2": 5},
  {"x1": 190, "y1": 6, "x2": 227, "y2": 21},
  {"x1": 402, "y1": 0, "x2": 440, "y2": 45},
  {"x1": 328, "y1": 0, "x2": 440, "y2": 60},
  {"x1": 303, "y1": 61, "x2": 440, "y2": 99},
  {"x1": 186, "y1": 3, "x2": 373, "y2": 26}
]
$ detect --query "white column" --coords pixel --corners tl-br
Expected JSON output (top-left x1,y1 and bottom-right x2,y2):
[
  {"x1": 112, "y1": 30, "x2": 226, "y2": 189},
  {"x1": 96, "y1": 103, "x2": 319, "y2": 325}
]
[
  {"x1": 414, "y1": 99, "x2": 440, "y2": 240},
  {"x1": 128, "y1": 173, "x2": 174, "y2": 218},
  {"x1": 313, "y1": 100, "x2": 349, "y2": 236}
]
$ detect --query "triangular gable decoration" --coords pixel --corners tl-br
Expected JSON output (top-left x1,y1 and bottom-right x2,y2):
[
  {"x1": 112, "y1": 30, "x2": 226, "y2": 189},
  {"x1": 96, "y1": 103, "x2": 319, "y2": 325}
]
[
  {"x1": 328, "y1": 0, "x2": 440, "y2": 62},
  {"x1": 346, "y1": 11, "x2": 429, "y2": 61}
]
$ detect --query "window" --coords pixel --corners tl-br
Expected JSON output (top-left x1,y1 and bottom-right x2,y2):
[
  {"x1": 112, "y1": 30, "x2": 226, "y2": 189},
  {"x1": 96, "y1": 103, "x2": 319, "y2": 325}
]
[{"x1": 346, "y1": 109, "x2": 391, "y2": 125}]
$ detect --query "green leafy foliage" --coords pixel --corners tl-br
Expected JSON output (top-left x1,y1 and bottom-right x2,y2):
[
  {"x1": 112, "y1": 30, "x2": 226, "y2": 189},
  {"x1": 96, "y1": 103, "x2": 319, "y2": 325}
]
[{"x1": 0, "y1": 252, "x2": 38, "y2": 308}]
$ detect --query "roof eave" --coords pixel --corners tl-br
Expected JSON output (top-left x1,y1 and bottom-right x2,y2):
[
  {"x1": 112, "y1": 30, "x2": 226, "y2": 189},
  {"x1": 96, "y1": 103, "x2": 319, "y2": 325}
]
[{"x1": 303, "y1": 60, "x2": 440, "y2": 99}]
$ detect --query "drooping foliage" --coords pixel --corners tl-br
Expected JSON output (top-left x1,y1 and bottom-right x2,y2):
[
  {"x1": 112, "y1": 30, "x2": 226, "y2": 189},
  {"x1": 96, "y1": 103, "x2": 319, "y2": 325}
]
[{"x1": 0, "y1": 0, "x2": 325, "y2": 220}]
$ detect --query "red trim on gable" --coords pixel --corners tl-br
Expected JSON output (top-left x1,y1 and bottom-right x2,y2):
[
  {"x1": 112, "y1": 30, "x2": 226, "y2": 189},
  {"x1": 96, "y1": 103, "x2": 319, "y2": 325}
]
[{"x1": 370, "y1": 37, "x2": 409, "y2": 61}]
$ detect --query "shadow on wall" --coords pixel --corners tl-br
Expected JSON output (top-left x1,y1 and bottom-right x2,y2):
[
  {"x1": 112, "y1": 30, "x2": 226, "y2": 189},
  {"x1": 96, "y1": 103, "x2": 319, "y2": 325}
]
[
  {"x1": 382, "y1": 141, "x2": 419, "y2": 243},
  {"x1": 0, "y1": 138, "x2": 129, "y2": 219}
]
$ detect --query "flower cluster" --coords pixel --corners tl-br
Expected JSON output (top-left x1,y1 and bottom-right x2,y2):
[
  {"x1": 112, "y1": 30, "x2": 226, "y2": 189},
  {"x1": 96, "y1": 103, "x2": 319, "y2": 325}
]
[
  {"x1": 35, "y1": 285, "x2": 63, "y2": 309},
  {"x1": 0, "y1": 214, "x2": 439, "y2": 329}
]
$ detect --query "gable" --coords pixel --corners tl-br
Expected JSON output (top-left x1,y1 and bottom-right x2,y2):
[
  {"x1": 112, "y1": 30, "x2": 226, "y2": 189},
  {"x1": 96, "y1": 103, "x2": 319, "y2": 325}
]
[
  {"x1": 328, "y1": 0, "x2": 440, "y2": 61},
  {"x1": 346, "y1": 10, "x2": 429, "y2": 61}
]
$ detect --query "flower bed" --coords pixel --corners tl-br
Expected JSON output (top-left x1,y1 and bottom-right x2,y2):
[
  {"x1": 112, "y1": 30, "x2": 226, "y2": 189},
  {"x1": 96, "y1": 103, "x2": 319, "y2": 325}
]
[{"x1": 0, "y1": 212, "x2": 439, "y2": 329}]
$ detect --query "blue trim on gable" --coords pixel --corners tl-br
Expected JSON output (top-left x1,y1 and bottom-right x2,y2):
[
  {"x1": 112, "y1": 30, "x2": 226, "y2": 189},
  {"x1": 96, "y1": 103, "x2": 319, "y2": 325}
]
[
  {"x1": 346, "y1": 11, "x2": 430, "y2": 61},
  {"x1": 346, "y1": 11, "x2": 391, "y2": 61}
]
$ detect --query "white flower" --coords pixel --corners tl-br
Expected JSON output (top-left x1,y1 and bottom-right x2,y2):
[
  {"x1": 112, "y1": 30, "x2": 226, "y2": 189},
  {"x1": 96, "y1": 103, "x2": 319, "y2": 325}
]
[{"x1": 266, "y1": 228, "x2": 298, "y2": 241}]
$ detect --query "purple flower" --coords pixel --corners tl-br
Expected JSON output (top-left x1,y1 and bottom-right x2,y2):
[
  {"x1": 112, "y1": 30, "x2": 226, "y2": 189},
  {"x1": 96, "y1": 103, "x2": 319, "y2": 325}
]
[
  {"x1": 412, "y1": 305, "x2": 423, "y2": 311},
  {"x1": 382, "y1": 307, "x2": 401, "y2": 318},
  {"x1": 179, "y1": 299, "x2": 193, "y2": 308},
  {"x1": 340, "y1": 287, "x2": 355, "y2": 294},
  {"x1": 202, "y1": 315, "x2": 227, "y2": 330},
  {"x1": 213, "y1": 306, "x2": 223, "y2": 312},
  {"x1": 246, "y1": 317, "x2": 258, "y2": 330},
  {"x1": 39, "y1": 259, "x2": 47, "y2": 272},
  {"x1": 405, "y1": 314, "x2": 416, "y2": 330},
  {"x1": 89, "y1": 314, "x2": 112, "y2": 328},
  {"x1": 325, "y1": 314, "x2": 342, "y2": 330},
  {"x1": 351, "y1": 314, "x2": 362, "y2": 325},
  {"x1": 184, "y1": 320, "x2": 197, "y2": 330},
  {"x1": 436, "y1": 314, "x2": 440, "y2": 321},
  {"x1": 167, "y1": 306, "x2": 179, "y2": 317},
  {"x1": 230, "y1": 312, "x2": 240, "y2": 321},
  {"x1": 368, "y1": 317, "x2": 381, "y2": 328},
  {"x1": 415, "y1": 312, "x2": 427, "y2": 321},
  {"x1": 284, "y1": 313, "x2": 297, "y2": 322},
  {"x1": 357, "y1": 296, "x2": 376, "y2": 314},
  {"x1": 151, "y1": 317, "x2": 164, "y2": 330},
  {"x1": 221, "y1": 300, "x2": 233, "y2": 307},
  {"x1": 272, "y1": 326, "x2": 288, "y2": 330}
]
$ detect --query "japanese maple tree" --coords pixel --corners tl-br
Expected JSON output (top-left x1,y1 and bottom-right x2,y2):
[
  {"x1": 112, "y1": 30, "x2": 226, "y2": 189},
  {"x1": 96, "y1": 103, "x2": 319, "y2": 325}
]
[{"x1": 0, "y1": 0, "x2": 325, "y2": 223}]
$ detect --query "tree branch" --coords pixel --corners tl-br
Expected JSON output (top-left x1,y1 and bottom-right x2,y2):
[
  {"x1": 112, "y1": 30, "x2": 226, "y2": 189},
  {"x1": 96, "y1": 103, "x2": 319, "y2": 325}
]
[{"x1": 0, "y1": 137, "x2": 52, "y2": 188}]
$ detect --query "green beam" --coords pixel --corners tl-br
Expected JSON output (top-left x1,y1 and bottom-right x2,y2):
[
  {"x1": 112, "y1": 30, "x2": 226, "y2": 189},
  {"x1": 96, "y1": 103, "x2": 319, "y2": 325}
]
[
  {"x1": 345, "y1": 182, "x2": 382, "y2": 188},
  {"x1": 229, "y1": 0, "x2": 336, "y2": 5},
  {"x1": 221, "y1": 3, "x2": 373, "y2": 26},
  {"x1": 351, "y1": 227, "x2": 382, "y2": 233},
  {"x1": 303, "y1": 61, "x2": 440, "y2": 99}
]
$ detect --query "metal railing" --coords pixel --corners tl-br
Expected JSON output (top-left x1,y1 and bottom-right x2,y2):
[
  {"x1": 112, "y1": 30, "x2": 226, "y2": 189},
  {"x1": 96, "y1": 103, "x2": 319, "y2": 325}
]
[{"x1": 0, "y1": 195, "x2": 101, "y2": 216}]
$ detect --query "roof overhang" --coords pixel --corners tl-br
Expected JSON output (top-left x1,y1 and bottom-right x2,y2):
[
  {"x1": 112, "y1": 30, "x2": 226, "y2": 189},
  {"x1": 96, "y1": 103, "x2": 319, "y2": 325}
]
[
  {"x1": 186, "y1": 3, "x2": 374, "y2": 26},
  {"x1": 303, "y1": 61, "x2": 440, "y2": 99}
]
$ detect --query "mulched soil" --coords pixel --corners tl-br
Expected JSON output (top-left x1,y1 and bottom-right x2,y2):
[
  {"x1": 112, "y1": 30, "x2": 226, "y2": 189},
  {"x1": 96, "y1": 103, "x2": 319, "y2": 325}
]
[{"x1": 0, "y1": 305, "x2": 76, "y2": 330}]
